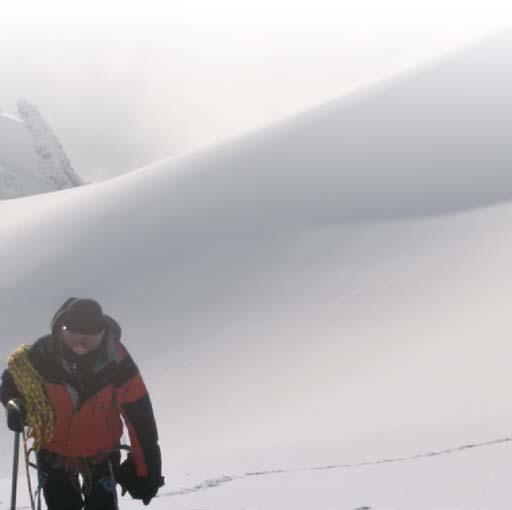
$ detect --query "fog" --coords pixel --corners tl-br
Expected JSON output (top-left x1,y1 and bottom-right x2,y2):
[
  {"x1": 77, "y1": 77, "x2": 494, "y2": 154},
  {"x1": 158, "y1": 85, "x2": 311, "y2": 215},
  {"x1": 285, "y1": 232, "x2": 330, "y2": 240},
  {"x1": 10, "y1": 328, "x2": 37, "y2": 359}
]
[
  {"x1": 1, "y1": 1, "x2": 512, "y2": 182},
  {"x1": 3, "y1": 6, "x2": 512, "y2": 507}
]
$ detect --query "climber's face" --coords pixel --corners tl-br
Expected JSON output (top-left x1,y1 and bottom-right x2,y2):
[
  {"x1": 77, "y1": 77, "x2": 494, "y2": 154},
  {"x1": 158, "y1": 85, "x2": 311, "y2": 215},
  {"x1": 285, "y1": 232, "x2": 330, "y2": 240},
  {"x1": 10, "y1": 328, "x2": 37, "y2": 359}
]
[{"x1": 61, "y1": 327, "x2": 105, "y2": 355}]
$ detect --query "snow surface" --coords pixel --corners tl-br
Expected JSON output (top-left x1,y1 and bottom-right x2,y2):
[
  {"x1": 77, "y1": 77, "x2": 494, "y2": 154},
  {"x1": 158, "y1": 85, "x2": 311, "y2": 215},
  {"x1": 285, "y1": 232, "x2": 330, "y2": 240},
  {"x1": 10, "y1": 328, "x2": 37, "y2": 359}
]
[{"x1": 2, "y1": 31, "x2": 512, "y2": 509}]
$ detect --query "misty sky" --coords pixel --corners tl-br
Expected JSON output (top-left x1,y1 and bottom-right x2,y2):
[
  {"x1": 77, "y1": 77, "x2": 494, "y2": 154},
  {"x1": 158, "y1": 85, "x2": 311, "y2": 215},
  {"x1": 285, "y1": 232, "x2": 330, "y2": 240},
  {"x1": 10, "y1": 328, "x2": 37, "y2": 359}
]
[{"x1": 2, "y1": 1, "x2": 512, "y2": 182}]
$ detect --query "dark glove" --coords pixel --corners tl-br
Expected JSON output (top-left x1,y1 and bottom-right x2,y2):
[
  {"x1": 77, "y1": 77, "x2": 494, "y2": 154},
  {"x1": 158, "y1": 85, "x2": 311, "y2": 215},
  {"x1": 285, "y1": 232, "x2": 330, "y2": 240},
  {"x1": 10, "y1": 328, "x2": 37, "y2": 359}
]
[
  {"x1": 126, "y1": 476, "x2": 164, "y2": 505},
  {"x1": 6, "y1": 399, "x2": 25, "y2": 432},
  {"x1": 115, "y1": 455, "x2": 164, "y2": 506}
]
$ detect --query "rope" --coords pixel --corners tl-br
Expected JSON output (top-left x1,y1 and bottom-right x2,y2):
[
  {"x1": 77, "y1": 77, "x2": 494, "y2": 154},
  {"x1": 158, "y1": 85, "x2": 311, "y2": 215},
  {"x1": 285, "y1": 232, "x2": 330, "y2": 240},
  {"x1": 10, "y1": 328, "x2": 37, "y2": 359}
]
[
  {"x1": 80, "y1": 457, "x2": 93, "y2": 497},
  {"x1": 6, "y1": 346, "x2": 49, "y2": 510},
  {"x1": 7, "y1": 345, "x2": 54, "y2": 451},
  {"x1": 22, "y1": 429, "x2": 36, "y2": 510}
]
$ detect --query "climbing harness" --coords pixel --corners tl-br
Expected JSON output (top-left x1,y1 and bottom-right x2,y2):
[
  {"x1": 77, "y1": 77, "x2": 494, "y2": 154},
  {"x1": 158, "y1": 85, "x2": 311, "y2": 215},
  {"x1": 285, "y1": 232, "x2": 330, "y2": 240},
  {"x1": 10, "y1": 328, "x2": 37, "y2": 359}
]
[{"x1": 34, "y1": 446, "x2": 130, "y2": 509}]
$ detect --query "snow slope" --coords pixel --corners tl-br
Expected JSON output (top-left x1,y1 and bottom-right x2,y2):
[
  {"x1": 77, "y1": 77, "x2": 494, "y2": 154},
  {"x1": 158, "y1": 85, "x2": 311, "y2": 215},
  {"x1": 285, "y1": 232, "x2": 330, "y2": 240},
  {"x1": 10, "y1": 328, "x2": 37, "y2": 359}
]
[{"x1": 2, "y1": 30, "x2": 512, "y2": 509}]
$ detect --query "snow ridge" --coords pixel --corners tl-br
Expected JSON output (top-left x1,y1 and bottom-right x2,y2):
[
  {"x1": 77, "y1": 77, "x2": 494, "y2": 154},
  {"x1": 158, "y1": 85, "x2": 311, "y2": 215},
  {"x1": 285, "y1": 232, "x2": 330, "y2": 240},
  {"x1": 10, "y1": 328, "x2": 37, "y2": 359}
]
[{"x1": 16, "y1": 99, "x2": 83, "y2": 191}]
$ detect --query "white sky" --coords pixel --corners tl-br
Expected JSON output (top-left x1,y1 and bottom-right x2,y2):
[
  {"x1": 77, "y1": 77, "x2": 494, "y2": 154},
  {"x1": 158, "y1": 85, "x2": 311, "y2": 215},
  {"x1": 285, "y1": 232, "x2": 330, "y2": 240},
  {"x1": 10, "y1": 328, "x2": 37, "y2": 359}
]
[{"x1": 2, "y1": 0, "x2": 512, "y2": 181}]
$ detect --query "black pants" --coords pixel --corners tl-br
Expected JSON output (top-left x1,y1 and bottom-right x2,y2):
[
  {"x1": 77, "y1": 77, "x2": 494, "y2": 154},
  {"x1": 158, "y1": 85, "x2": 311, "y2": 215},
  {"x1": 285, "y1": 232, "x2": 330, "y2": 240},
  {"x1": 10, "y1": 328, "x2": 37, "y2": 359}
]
[{"x1": 37, "y1": 450, "x2": 119, "y2": 510}]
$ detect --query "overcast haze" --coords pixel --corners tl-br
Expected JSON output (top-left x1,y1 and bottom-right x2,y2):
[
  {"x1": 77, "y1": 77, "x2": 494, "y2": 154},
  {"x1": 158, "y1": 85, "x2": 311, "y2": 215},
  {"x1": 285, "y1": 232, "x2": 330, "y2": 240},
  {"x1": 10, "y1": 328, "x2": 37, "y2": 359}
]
[
  {"x1": 4, "y1": 7, "x2": 512, "y2": 508},
  {"x1": 2, "y1": 1, "x2": 512, "y2": 182}
]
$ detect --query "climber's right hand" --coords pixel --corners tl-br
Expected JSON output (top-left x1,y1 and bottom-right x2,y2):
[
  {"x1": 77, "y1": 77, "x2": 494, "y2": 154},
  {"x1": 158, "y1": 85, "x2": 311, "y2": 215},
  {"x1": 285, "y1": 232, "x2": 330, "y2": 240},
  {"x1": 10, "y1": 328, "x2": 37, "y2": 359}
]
[{"x1": 6, "y1": 399, "x2": 25, "y2": 432}]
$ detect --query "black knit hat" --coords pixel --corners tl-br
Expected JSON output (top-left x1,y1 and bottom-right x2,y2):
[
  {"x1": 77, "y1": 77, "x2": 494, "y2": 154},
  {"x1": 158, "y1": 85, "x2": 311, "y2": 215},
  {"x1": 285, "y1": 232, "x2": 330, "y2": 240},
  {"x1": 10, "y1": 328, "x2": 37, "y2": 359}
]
[{"x1": 61, "y1": 298, "x2": 106, "y2": 335}]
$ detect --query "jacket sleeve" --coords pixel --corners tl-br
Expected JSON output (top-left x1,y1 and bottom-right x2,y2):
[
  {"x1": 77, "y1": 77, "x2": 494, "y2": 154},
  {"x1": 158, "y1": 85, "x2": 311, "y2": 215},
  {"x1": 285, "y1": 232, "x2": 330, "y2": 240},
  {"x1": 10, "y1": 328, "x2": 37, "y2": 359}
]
[
  {"x1": 113, "y1": 344, "x2": 161, "y2": 479},
  {"x1": 0, "y1": 369, "x2": 22, "y2": 407}
]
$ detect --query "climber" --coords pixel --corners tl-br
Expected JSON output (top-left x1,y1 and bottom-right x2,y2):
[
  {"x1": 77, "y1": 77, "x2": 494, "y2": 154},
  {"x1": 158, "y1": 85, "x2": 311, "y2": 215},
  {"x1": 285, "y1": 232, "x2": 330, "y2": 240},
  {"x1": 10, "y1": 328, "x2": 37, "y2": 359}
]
[{"x1": 0, "y1": 298, "x2": 164, "y2": 509}]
